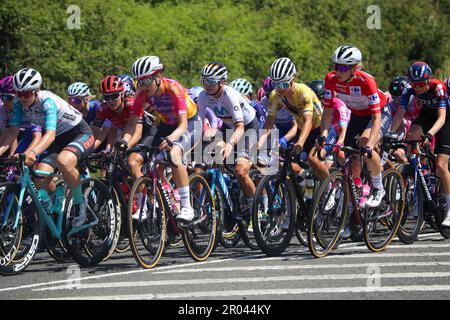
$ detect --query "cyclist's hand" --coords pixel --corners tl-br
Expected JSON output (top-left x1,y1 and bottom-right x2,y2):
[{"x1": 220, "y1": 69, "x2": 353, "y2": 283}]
[
  {"x1": 421, "y1": 132, "x2": 433, "y2": 145},
  {"x1": 159, "y1": 137, "x2": 173, "y2": 151},
  {"x1": 293, "y1": 142, "x2": 303, "y2": 155},
  {"x1": 114, "y1": 139, "x2": 128, "y2": 151},
  {"x1": 24, "y1": 151, "x2": 36, "y2": 167},
  {"x1": 316, "y1": 135, "x2": 327, "y2": 147},
  {"x1": 279, "y1": 137, "x2": 288, "y2": 149},
  {"x1": 221, "y1": 142, "x2": 233, "y2": 159},
  {"x1": 333, "y1": 143, "x2": 343, "y2": 155},
  {"x1": 360, "y1": 146, "x2": 373, "y2": 159}
]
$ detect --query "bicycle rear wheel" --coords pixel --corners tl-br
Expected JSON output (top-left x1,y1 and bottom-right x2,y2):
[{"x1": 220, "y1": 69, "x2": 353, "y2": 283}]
[
  {"x1": 128, "y1": 176, "x2": 166, "y2": 269},
  {"x1": 363, "y1": 169, "x2": 405, "y2": 252},
  {"x1": 308, "y1": 170, "x2": 349, "y2": 258},
  {"x1": 64, "y1": 178, "x2": 118, "y2": 267},
  {"x1": 182, "y1": 173, "x2": 217, "y2": 261}
]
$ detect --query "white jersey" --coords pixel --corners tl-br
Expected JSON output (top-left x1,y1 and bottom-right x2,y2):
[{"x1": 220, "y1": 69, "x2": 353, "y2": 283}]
[
  {"x1": 197, "y1": 85, "x2": 256, "y2": 128},
  {"x1": 10, "y1": 90, "x2": 83, "y2": 136}
]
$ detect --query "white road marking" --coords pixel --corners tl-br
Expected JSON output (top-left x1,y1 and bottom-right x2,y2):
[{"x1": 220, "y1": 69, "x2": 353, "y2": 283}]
[
  {"x1": 36, "y1": 284, "x2": 450, "y2": 300},
  {"x1": 34, "y1": 272, "x2": 450, "y2": 292},
  {"x1": 153, "y1": 261, "x2": 450, "y2": 274}
]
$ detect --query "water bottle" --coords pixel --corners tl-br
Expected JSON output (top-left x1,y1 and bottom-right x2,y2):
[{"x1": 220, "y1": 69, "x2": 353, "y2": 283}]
[{"x1": 39, "y1": 189, "x2": 53, "y2": 213}]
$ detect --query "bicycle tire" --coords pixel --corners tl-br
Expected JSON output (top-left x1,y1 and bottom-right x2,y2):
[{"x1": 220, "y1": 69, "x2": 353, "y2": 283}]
[
  {"x1": 252, "y1": 173, "x2": 296, "y2": 256},
  {"x1": 182, "y1": 173, "x2": 217, "y2": 261},
  {"x1": 308, "y1": 170, "x2": 349, "y2": 258},
  {"x1": 363, "y1": 169, "x2": 405, "y2": 252},
  {"x1": 128, "y1": 176, "x2": 166, "y2": 269}
]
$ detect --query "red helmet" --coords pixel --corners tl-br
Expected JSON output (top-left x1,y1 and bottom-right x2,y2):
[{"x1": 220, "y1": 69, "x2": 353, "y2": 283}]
[{"x1": 100, "y1": 75, "x2": 124, "y2": 94}]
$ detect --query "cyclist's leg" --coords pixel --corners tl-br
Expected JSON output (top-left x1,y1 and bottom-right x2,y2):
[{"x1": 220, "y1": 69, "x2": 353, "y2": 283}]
[
  {"x1": 434, "y1": 123, "x2": 450, "y2": 226},
  {"x1": 308, "y1": 127, "x2": 336, "y2": 181}
]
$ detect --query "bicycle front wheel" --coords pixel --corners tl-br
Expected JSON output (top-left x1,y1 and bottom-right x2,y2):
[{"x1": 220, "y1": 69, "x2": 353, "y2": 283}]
[
  {"x1": 182, "y1": 173, "x2": 217, "y2": 261},
  {"x1": 128, "y1": 176, "x2": 166, "y2": 269},
  {"x1": 308, "y1": 170, "x2": 349, "y2": 258},
  {"x1": 363, "y1": 169, "x2": 405, "y2": 252}
]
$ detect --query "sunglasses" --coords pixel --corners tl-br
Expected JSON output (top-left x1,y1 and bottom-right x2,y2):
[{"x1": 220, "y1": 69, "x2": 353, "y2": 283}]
[
  {"x1": 138, "y1": 77, "x2": 156, "y2": 88},
  {"x1": 0, "y1": 94, "x2": 14, "y2": 102},
  {"x1": 16, "y1": 91, "x2": 35, "y2": 98},
  {"x1": 411, "y1": 81, "x2": 428, "y2": 88},
  {"x1": 274, "y1": 81, "x2": 290, "y2": 90},
  {"x1": 201, "y1": 78, "x2": 221, "y2": 87},
  {"x1": 103, "y1": 92, "x2": 121, "y2": 102},
  {"x1": 69, "y1": 97, "x2": 84, "y2": 105},
  {"x1": 334, "y1": 64, "x2": 352, "y2": 72}
]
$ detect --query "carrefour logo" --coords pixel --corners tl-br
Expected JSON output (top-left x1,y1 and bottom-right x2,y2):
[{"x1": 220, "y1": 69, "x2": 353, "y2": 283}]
[{"x1": 369, "y1": 93, "x2": 380, "y2": 104}]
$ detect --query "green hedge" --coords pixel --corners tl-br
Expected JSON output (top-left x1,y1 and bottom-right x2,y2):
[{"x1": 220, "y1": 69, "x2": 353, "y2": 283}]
[{"x1": 1, "y1": 0, "x2": 449, "y2": 96}]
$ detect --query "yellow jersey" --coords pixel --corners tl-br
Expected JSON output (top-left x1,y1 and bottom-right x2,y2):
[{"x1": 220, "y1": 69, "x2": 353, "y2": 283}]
[{"x1": 268, "y1": 83, "x2": 323, "y2": 129}]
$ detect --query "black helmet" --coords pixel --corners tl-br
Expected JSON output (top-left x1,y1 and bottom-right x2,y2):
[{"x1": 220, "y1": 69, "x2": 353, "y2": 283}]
[
  {"x1": 307, "y1": 80, "x2": 325, "y2": 100},
  {"x1": 389, "y1": 76, "x2": 409, "y2": 97}
]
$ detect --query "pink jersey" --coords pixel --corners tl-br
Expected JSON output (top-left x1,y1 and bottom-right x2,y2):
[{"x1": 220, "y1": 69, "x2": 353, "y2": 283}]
[
  {"x1": 132, "y1": 78, "x2": 197, "y2": 126},
  {"x1": 331, "y1": 98, "x2": 351, "y2": 135}
]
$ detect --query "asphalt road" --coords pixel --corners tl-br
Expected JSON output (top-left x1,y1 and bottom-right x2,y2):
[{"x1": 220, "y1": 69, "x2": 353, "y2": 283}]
[{"x1": 1, "y1": 231, "x2": 450, "y2": 300}]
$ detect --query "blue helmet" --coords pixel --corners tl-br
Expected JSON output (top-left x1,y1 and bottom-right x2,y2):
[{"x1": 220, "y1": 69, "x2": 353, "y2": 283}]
[
  {"x1": 407, "y1": 62, "x2": 432, "y2": 82},
  {"x1": 118, "y1": 74, "x2": 135, "y2": 96}
]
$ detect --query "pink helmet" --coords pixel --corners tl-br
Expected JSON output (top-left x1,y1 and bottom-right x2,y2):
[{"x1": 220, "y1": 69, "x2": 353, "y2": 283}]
[
  {"x1": 263, "y1": 77, "x2": 274, "y2": 93},
  {"x1": 0, "y1": 76, "x2": 15, "y2": 94},
  {"x1": 257, "y1": 88, "x2": 265, "y2": 101}
]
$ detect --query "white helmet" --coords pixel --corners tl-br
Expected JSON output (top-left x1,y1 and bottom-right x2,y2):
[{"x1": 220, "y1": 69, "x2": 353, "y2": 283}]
[
  {"x1": 201, "y1": 62, "x2": 228, "y2": 81},
  {"x1": 270, "y1": 58, "x2": 296, "y2": 83},
  {"x1": 131, "y1": 56, "x2": 164, "y2": 79},
  {"x1": 13, "y1": 68, "x2": 42, "y2": 92},
  {"x1": 67, "y1": 82, "x2": 91, "y2": 97},
  {"x1": 230, "y1": 78, "x2": 253, "y2": 96},
  {"x1": 332, "y1": 45, "x2": 362, "y2": 65}
]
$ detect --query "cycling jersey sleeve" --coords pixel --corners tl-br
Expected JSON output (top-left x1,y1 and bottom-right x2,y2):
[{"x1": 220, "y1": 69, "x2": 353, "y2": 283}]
[
  {"x1": 41, "y1": 98, "x2": 58, "y2": 131},
  {"x1": 31, "y1": 124, "x2": 42, "y2": 133},
  {"x1": 400, "y1": 88, "x2": 415, "y2": 109},
  {"x1": 435, "y1": 83, "x2": 448, "y2": 109},
  {"x1": 131, "y1": 91, "x2": 146, "y2": 118},
  {"x1": 267, "y1": 92, "x2": 280, "y2": 118},
  {"x1": 224, "y1": 91, "x2": 245, "y2": 124},
  {"x1": 167, "y1": 81, "x2": 188, "y2": 116},
  {"x1": 205, "y1": 107, "x2": 220, "y2": 129},
  {"x1": 301, "y1": 89, "x2": 315, "y2": 116},
  {"x1": 366, "y1": 78, "x2": 381, "y2": 115},
  {"x1": 323, "y1": 73, "x2": 335, "y2": 109}
]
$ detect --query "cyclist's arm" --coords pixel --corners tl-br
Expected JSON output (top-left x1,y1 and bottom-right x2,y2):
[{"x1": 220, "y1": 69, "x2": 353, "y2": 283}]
[
  {"x1": 105, "y1": 127, "x2": 117, "y2": 151},
  {"x1": 229, "y1": 121, "x2": 245, "y2": 147},
  {"x1": 128, "y1": 123, "x2": 143, "y2": 148},
  {"x1": 92, "y1": 124, "x2": 107, "y2": 150},
  {"x1": 297, "y1": 114, "x2": 313, "y2": 148},
  {"x1": 337, "y1": 125, "x2": 347, "y2": 146},
  {"x1": 31, "y1": 129, "x2": 56, "y2": 155},
  {"x1": 0, "y1": 127, "x2": 20, "y2": 156},
  {"x1": 122, "y1": 114, "x2": 139, "y2": 146},
  {"x1": 283, "y1": 120, "x2": 298, "y2": 142},
  {"x1": 257, "y1": 114, "x2": 275, "y2": 150},
  {"x1": 367, "y1": 113, "x2": 381, "y2": 149},
  {"x1": 166, "y1": 113, "x2": 188, "y2": 143},
  {"x1": 320, "y1": 107, "x2": 334, "y2": 138},
  {"x1": 428, "y1": 108, "x2": 446, "y2": 136},
  {"x1": 390, "y1": 107, "x2": 405, "y2": 133},
  {"x1": 22, "y1": 131, "x2": 43, "y2": 155}
]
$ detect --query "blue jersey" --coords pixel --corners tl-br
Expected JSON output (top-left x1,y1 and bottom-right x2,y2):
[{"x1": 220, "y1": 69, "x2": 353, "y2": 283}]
[
  {"x1": 400, "y1": 79, "x2": 448, "y2": 115},
  {"x1": 250, "y1": 100, "x2": 267, "y2": 128},
  {"x1": 86, "y1": 100, "x2": 102, "y2": 125}
]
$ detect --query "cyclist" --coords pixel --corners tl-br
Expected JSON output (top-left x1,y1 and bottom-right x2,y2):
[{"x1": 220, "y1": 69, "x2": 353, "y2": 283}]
[
  {"x1": 308, "y1": 79, "x2": 351, "y2": 180},
  {"x1": 400, "y1": 62, "x2": 450, "y2": 227},
  {"x1": 0, "y1": 75, "x2": 43, "y2": 158},
  {"x1": 197, "y1": 62, "x2": 259, "y2": 217},
  {"x1": 321, "y1": 45, "x2": 389, "y2": 208},
  {"x1": 0, "y1": 68, "x2": 94, "y2": 226},
  {"x1": 92, "y1": 75, "x2": 150, "y2": 151},
  {"x1": 67, "y1": 82, "x2": 103, "y2": 126},
  {"x1": 258, "y1": 58, "x2": 323, "y2": 172},
  {"x1": 124, "y1": 56, "x2": 201, "y2": 222},
  {"x1": 230, "y1": 78, "x2": 267, "y2": 128}
]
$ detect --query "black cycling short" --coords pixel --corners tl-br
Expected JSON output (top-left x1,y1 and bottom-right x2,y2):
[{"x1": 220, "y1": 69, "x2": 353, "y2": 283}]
[
  {"x1": 413, "y1": 112, "x2": 450, "y2": 156},
  {"x1": 39, "y1": 120, "x2": 94, "y2": 169}
]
